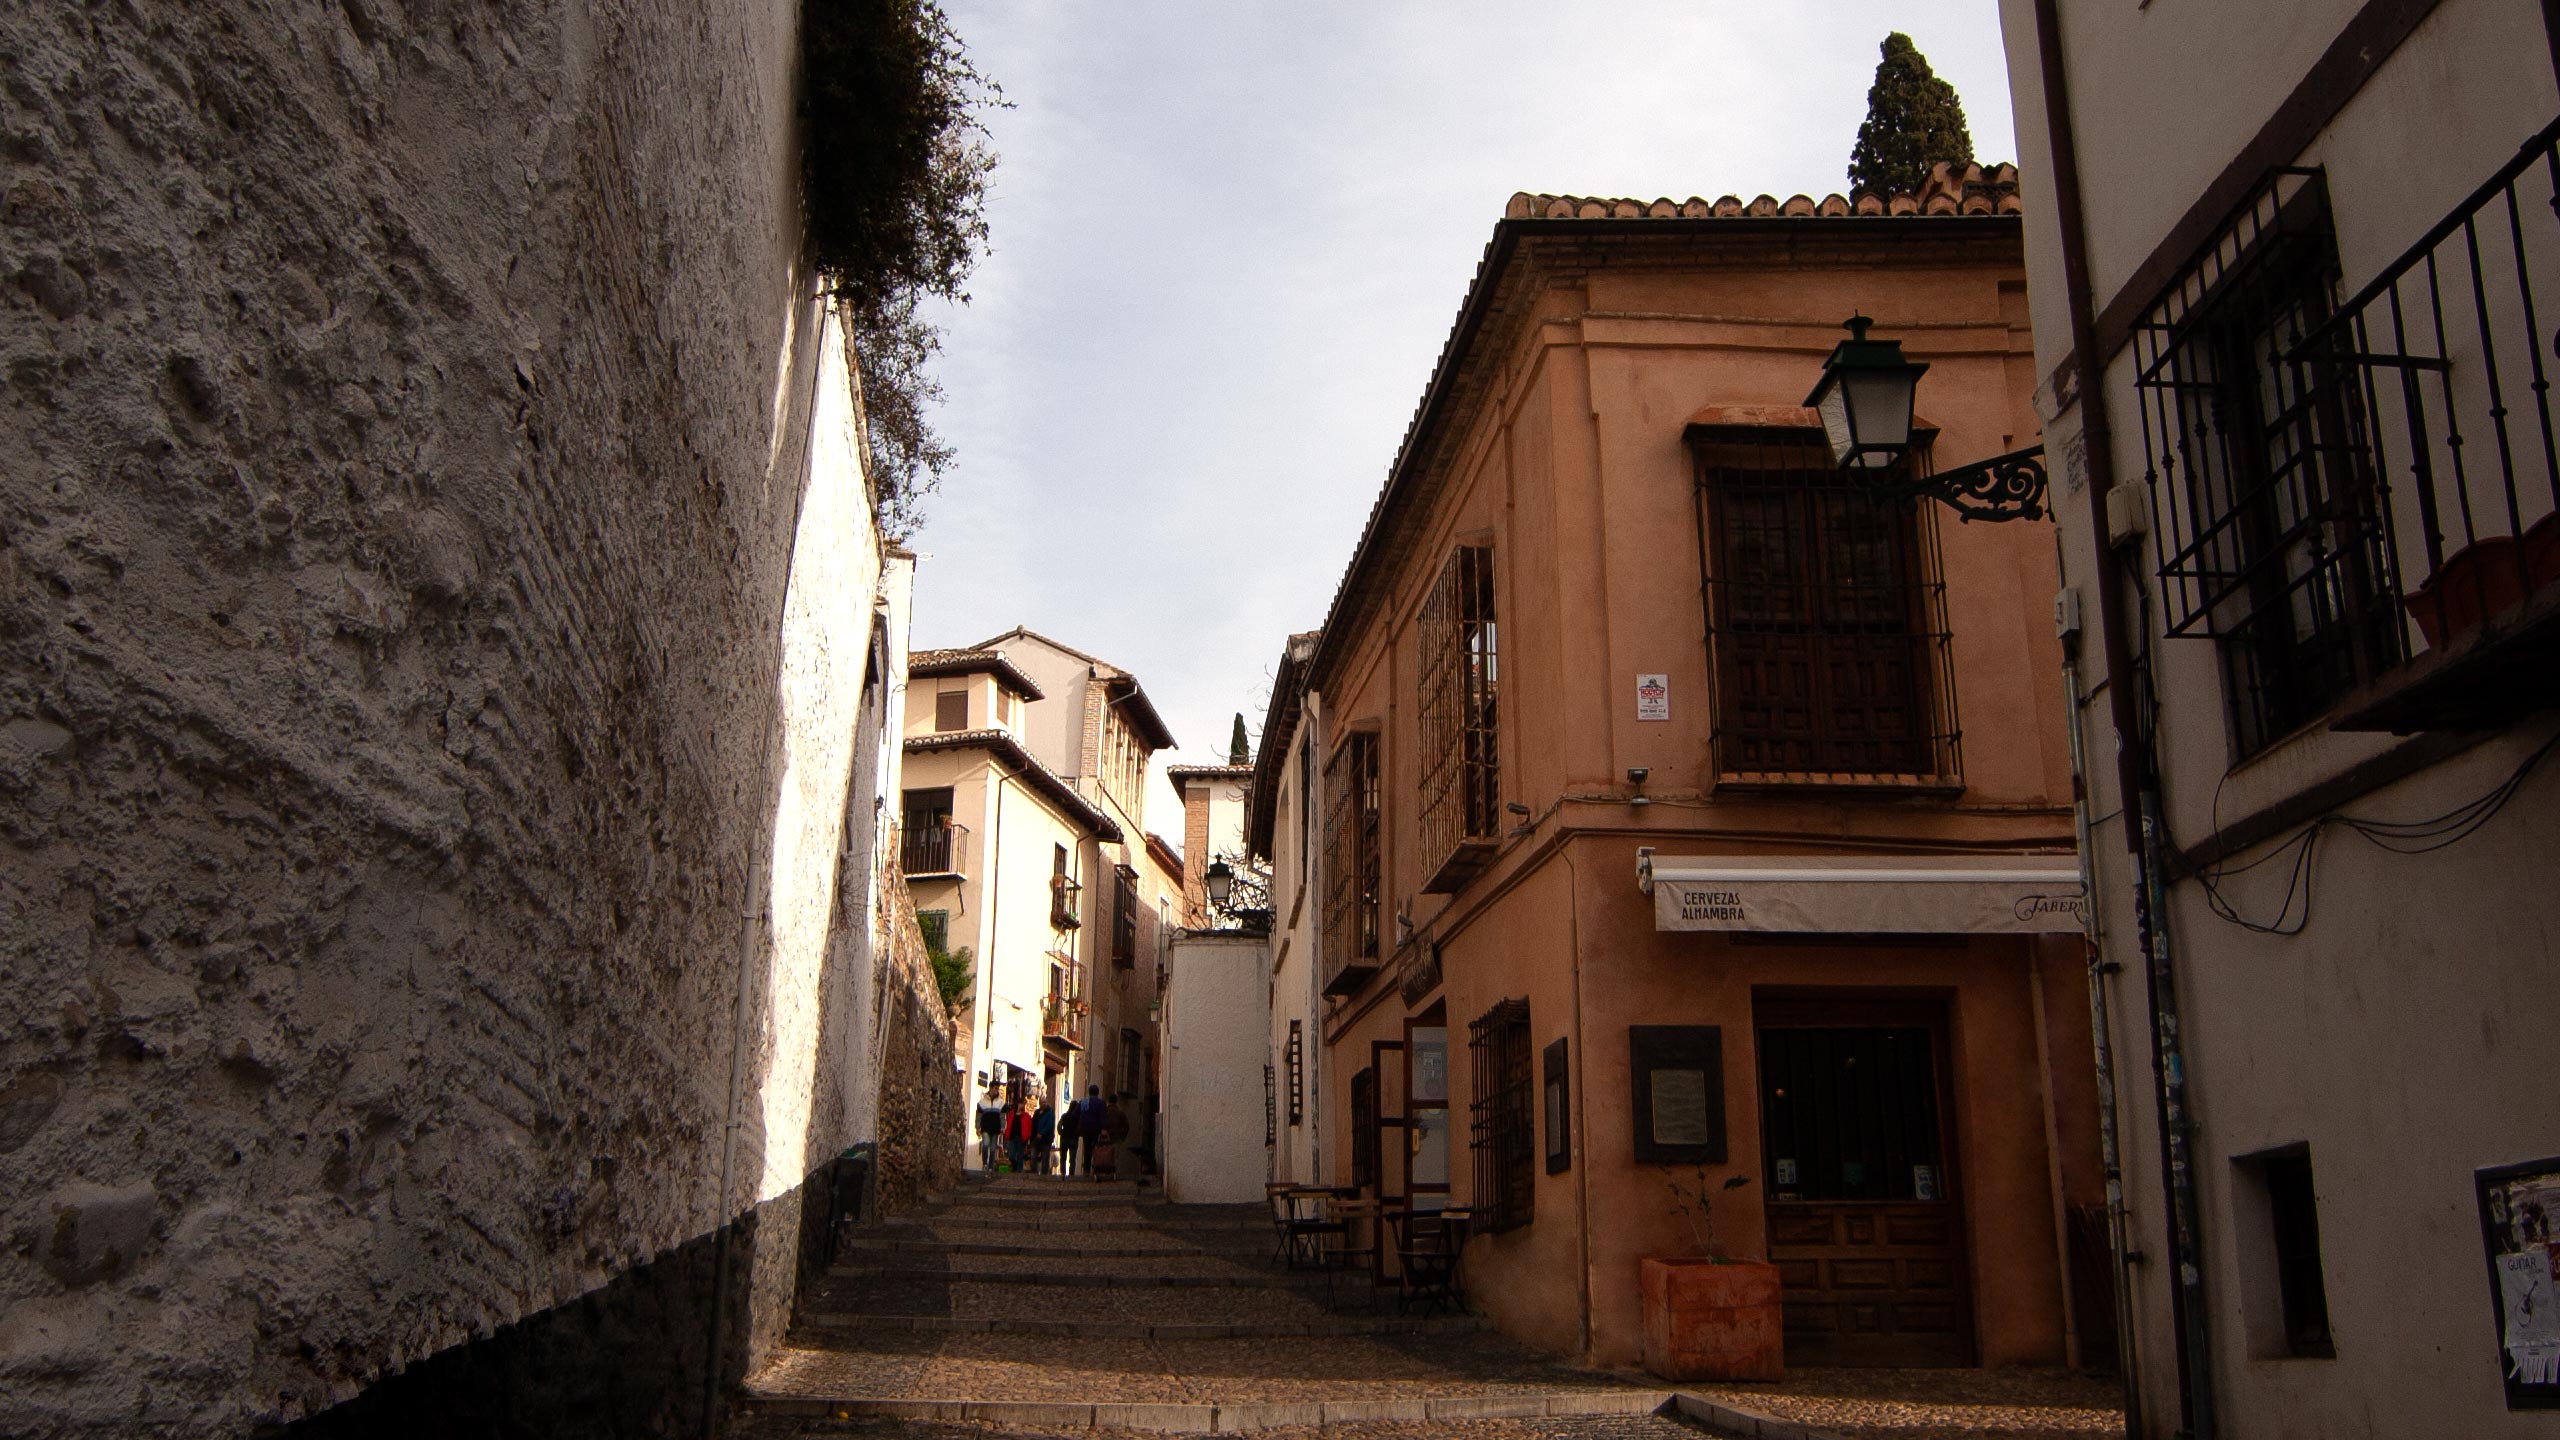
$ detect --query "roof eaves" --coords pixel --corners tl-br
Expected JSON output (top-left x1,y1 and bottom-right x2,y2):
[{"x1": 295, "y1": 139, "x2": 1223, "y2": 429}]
[{"x1": 901, "y1": 729, "x2": 1122, "y2": 842}]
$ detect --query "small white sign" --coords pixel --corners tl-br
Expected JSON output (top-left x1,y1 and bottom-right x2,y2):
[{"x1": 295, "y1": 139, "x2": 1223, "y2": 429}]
[{"x1": 1636, "y1": 672, "x2": 1670, "y2": 721}]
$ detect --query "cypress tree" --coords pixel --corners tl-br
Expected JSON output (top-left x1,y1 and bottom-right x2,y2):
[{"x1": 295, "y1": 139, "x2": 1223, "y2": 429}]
[
  {"x1": 1847, "y1": 32, "x2": 1974, "y2": 201},
  {"x1": 1228, "y1": 714, "x2": 1250, "y2": 766}
]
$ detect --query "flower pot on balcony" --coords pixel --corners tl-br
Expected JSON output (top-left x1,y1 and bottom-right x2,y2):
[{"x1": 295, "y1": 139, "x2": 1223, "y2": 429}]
[
  {"x1": 1640, "y1": 1256, "x2": 1784, "y2": 1382},
  {"x1": 2405, "y1": 535, "x2": 2525, "y2": 649}
]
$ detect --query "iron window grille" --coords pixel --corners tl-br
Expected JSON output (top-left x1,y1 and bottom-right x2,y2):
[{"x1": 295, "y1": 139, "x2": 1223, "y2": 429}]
[
  {"x1": 1286, "y1": 1019, "x2": 1304, "y2": 1125},
  {"x1": 1418, "y1": 544, "x2": 1500, "y2": 891},
  {"x1": 2134, "y1": 168, "x2": 2404, "y2": 754},
  {"x1": 1693, "y1": 428, "x2": 1961, "y2": 784},
  {"x1": 1264, "y1": 1063, "x2": 1277, "y2": 1147},
  {"x1": 1320, "y1": 731, "x2": 1381, "y2": 994},
  {"x1": 917, "y1": 908, "x2": 949, "y2": 952},
  {"x1": 1350, "y1": 1066, "x2": 1379, "y2": 1189},
  {"x1": 1467, "y1": 998, "x2": 1535, "y2": 1234},
  {"x1": 1111, "y1": 865, "x2": 1138, "y2": 967}
]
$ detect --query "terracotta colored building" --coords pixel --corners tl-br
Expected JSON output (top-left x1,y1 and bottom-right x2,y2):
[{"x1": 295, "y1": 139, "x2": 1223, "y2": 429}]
[{"x1": 1254, "y1": 167, "x2": 2111, "y2": 1372}]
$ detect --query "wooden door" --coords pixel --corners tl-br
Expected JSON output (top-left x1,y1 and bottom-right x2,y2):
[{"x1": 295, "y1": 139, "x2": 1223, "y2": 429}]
[{"x1": 1756, "y1": 1002, "x2": 1973, "y2": 1366}]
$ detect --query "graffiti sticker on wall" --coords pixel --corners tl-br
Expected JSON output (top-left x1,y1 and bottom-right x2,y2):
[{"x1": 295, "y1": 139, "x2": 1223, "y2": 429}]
[{"x1": 2479, "y1": 1156, "x2": 2560, "y2": 1409}]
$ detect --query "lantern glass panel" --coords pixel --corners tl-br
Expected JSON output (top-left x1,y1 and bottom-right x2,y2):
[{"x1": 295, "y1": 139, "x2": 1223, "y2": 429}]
[{"x1": 1844, "y1": 367, "x2": 1917, "y2": 468}]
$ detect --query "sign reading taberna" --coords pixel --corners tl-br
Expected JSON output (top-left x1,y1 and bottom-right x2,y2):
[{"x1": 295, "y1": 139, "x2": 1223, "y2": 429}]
[{"x1": 1636, "y1": 850, "x2": 2087, "y2": 934}]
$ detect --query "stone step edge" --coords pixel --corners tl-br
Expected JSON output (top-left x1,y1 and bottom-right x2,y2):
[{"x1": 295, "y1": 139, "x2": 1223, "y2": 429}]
[
  {"x1": 888, "y1": 1220, "x2": 1267, "y2": 1234},
  {"x1": 828, "y1": 1265, "x2": 1340, "y2": 1291},
  {"x1": 845, "y1": 1241, "x2": 1273, "y2": 1259},
  {"x1": 743, "y1": 1388, "x2": 1678, "y2": 1433},
  {"x1": 791, "y1": 1313, "x2": 1486, "y2": 1339}
]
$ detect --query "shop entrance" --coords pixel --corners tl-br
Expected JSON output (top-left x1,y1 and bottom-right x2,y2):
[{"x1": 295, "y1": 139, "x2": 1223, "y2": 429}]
[{"x1": 1755, "y1": 995, "x2": 1973, "y2": 1366}]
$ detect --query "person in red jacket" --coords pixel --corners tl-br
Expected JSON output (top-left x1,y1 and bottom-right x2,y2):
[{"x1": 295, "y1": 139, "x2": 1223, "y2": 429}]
[{"x1": 1004, "y1": 1097, "x2": 1035, "y2": 1173}]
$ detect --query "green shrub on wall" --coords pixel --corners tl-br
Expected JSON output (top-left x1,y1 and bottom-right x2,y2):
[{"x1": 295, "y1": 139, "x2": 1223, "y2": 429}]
[{"x1": 801, "y1": 0, "x2": 999, "y2": 530}]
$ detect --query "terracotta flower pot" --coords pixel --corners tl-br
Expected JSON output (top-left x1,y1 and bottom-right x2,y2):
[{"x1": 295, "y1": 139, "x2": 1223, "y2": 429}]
[{"x1": 1640, "y1": 1256, "x2": 1784, "y2": 1382}]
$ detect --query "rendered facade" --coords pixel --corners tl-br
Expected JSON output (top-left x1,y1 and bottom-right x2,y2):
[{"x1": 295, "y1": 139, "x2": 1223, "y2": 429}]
[
  {"x1": 1996, "y1": 0, "x2": 2560, "y2": 1433},
  {"x1": 1249, "y1": 166, "x2": 2113, "y2": 1373}
]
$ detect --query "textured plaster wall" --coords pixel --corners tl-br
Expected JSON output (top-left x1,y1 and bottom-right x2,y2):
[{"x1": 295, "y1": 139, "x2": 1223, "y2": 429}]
[
  {"x1": 0, "y1": 1, "x2": 891, "y2": 1433},
  {"x1": 1162, "y1": 935, "x2": 1271, "y2": 1205}
]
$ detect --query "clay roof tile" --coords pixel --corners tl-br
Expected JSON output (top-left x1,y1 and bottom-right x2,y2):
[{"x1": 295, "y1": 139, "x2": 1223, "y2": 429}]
[{"x1": 1779, "y1": 194, "x2": 1816, "y2": 216}]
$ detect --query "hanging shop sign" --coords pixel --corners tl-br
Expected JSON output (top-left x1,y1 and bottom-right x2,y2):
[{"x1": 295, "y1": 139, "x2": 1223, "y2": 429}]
[
  {"x1": 2479, "y1": 1156, "x2": 2560, "y2": 1408},
  {"x1": 1636, "y1": 850, "x2": 2087, "y2": 934}
]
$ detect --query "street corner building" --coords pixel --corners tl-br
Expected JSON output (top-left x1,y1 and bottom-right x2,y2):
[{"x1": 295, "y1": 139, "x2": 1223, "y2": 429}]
[
  {"x1": 1998, "y1": 0, "x2": 2560, "y2": 1434},
  {"x1": 1242, "y1": 163, "x2": 2118, "y2": 1375}
]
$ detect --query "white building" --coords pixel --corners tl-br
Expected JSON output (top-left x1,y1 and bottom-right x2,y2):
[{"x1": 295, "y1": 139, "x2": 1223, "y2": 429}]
[{"x1": 1996, "y1": 1, "x2": 2560, "y2": 1433}]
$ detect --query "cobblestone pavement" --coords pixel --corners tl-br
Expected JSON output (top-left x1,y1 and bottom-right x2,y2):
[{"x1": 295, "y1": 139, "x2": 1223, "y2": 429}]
[
  {"x1": 733, "y1": 1176, "x2": 1692, "y2": 1438},
  {"x1": 1683, "y1": 1367, "x2": 2124, "y2": 1439},
  {"x1": 734, "y1": 1177, "x2": 2125, "y2": 1440}
]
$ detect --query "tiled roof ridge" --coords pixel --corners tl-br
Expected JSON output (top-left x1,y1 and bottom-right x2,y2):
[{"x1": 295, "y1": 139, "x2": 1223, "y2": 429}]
[{"x1": 1506, "y1": 160, "x2": 2022, "y2": 222}]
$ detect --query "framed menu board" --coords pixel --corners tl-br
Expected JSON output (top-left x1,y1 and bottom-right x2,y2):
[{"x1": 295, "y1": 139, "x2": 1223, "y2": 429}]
[{"x1": 2478, "y1": 1156, "x2": 2560, "y2": 1409}]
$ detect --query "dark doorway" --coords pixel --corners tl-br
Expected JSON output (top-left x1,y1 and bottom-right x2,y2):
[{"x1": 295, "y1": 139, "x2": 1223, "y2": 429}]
[{"x1": 1756, "y1": 994, "x2": 1973, "y2": 1366}]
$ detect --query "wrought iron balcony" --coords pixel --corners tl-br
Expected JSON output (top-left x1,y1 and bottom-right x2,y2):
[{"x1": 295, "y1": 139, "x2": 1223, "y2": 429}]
[
  {"x1": 1041, "y1": 995, "x2": 1086, "y2": 1050},
  {"x1": 2300, "y1": 114, "x2": 2560, "y2": 731},
  {"x1": 1050, "y1": 875, "x2": 1083, "y2": 930},
  {"x1": 900, "y1": 818, "x2": 967, "y2": 877}
]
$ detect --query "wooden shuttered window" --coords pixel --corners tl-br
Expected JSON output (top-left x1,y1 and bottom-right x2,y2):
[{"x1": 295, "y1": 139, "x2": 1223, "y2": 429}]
[
  {"x1": 1110, "y1": 865, "x2": 1138, "y2": 967},
  {"x1": 1418, "y1": 544, "x2": 1500, "y2": 891},
  {"x1": 1468, "y1": 998, "x2": 1535, "y2": 1233},
  {"x1": 1694, "y1": 433, "x2": 1959, "y2": 784},
  {"x1": 1320, "y1": 732, "x2": 1381, "y2": 994}
]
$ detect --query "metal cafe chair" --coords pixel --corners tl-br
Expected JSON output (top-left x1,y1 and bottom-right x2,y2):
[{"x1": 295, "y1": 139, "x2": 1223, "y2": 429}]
[{"x1": 1385, "y1": 1206, "x2": 1474, "y2": 1316}]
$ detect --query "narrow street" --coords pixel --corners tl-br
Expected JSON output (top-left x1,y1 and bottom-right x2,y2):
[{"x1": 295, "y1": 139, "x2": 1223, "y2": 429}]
[{"x1": 728, "y1": 1175, "x2": 1703, "y2": 1439}]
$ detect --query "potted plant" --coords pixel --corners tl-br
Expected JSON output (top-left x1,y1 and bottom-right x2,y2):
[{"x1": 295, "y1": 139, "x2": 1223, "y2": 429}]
[{"x1": 1640, "y1": 1166, "x2": 1783, "y2": 1382}]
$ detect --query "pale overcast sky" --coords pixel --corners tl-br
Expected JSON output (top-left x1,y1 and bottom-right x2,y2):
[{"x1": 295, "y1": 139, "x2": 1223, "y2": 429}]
[{"x1": 905, "y1": 2, "x2": 2018, "y2": 821}]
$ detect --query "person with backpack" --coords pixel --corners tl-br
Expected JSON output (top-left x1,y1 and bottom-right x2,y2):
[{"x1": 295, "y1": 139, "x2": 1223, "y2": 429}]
[{"x1": 1056, "y1": 1091, "x2": 1083, "y2": 1177}]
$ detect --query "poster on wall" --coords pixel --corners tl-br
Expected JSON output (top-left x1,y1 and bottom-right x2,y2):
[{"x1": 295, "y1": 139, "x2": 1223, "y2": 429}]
[
  {"x1": 2478, "y1": 1156, "x2": 2560, "y2": 1409},
  {"x1": 1636, "y1": 673, "x2": 1669, "y2": 721}
]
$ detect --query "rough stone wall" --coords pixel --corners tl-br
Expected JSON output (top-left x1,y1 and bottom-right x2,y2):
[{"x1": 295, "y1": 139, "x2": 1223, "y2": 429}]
[
  {"x1": 0, "y1": 1, "x2": 886, "y2": 1434},
  {"x1": 871, "y1": 853, "x2": 963, "y2": 1213}
]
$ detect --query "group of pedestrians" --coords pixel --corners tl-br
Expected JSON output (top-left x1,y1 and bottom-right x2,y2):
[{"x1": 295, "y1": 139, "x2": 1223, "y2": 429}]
[{"x1": 973, "y1": 1084, "x2": 1152, "y2": 1179}]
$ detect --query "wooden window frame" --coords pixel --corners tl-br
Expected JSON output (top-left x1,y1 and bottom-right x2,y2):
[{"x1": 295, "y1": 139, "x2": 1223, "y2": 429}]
[
  {"x1": 933, "y1": 688, "x2": 969, "y2": 733},
  {"x1": 1320, "y1": 730, "x2": 1381, "y2": 994},
  {"x1": 1692, "y1": 429, "x2": 1960, "y2": 788},
  {"x1": 1418, "y1": 544, "x2": 1500, "y2": 892}
]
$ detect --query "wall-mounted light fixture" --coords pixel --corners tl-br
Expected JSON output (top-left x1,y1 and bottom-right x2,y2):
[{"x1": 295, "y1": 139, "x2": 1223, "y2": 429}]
[{"x1": 1805, "y1": 315, "x2": 2049, "y2": 524}]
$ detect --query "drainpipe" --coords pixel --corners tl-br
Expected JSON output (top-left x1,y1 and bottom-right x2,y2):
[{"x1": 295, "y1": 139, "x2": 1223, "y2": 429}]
[
  {"x1": 2064, "y1": 654, "x2": 2141, "y2": 1439},
  {"x1": 2029, "y1": 4, "x2": 2214, "y2": 1436}
]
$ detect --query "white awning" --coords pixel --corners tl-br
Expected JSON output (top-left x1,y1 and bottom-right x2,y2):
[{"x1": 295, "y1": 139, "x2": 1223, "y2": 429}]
[{"x1": 1636, "y1": 850, "x2": 2087, "y2": 934}]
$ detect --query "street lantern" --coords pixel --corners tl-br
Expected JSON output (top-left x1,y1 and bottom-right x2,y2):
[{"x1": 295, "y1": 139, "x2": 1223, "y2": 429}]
[
  {"x1": 1204, "y1": 859, "x2": 1234, "y2": 907},
  {"x1": 1803, "y1": 314, "x2": 2051, "y2": 524},
  {"x1": 1803, "y1": 314, "x2": 1928, "y2": 471}
]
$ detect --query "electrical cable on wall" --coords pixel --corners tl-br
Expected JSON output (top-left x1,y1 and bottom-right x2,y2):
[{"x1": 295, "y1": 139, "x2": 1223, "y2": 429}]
[{"x1": 2185, "y1": 724, "x2": 2560, "y2": 935}]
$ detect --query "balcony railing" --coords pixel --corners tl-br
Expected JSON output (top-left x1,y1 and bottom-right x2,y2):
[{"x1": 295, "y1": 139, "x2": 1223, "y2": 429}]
[
  {"x1": 900, "y1": 818, "x2": 967, "y2": 877},
  {"x1": 2300, "y1": 114, "x2": 2560, "y2": 729},
  {"x1": 1050, "y1": 875, "x2": 1083, "y2": 930},
  {"x1": 1041, "y1": 994, "x2": 1086, "y2": 1050}
]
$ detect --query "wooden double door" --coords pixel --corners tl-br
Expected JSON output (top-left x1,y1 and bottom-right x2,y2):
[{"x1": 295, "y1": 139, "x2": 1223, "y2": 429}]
[{"x1": 1756, "y1": 997, "x2": 1973, "y2": 1367}]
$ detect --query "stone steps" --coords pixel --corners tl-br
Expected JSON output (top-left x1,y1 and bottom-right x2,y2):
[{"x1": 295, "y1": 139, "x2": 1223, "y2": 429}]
[
  {"x1": 827, "y1": 1263, "x2": 1340, "y2": 1292},
  {"x1": 786, "y1": 1311, "x2": 1489, "y2": 1340}
]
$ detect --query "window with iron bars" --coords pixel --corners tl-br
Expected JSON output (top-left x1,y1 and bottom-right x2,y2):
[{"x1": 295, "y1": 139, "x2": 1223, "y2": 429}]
[
  {"x1": 1693, "y1": 428, "x2": 1960, "y2": 783},
  {"x1": 1418, "y1": 544, "x2": 1500, "y2": 891},
  {"x1": 2135, "y1": 170, "x2": 2402, "y2": 756},
  {"x1": 1110, "y1": 865, "x2": 1138, "y2": 967},
  {"x1": 1263, "y1": 1063, "x2": 1277, "y2": 1147},
  {"x1": 1467, "y1": 998, "x2": 1534, "y2": 1234},
  {"x1": 1320, "y1": 731, "x2": 1380, "y2": 991},
  {"x1": 1286, "y1": 1020, "x2": 1304, "y2": 1126}
]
